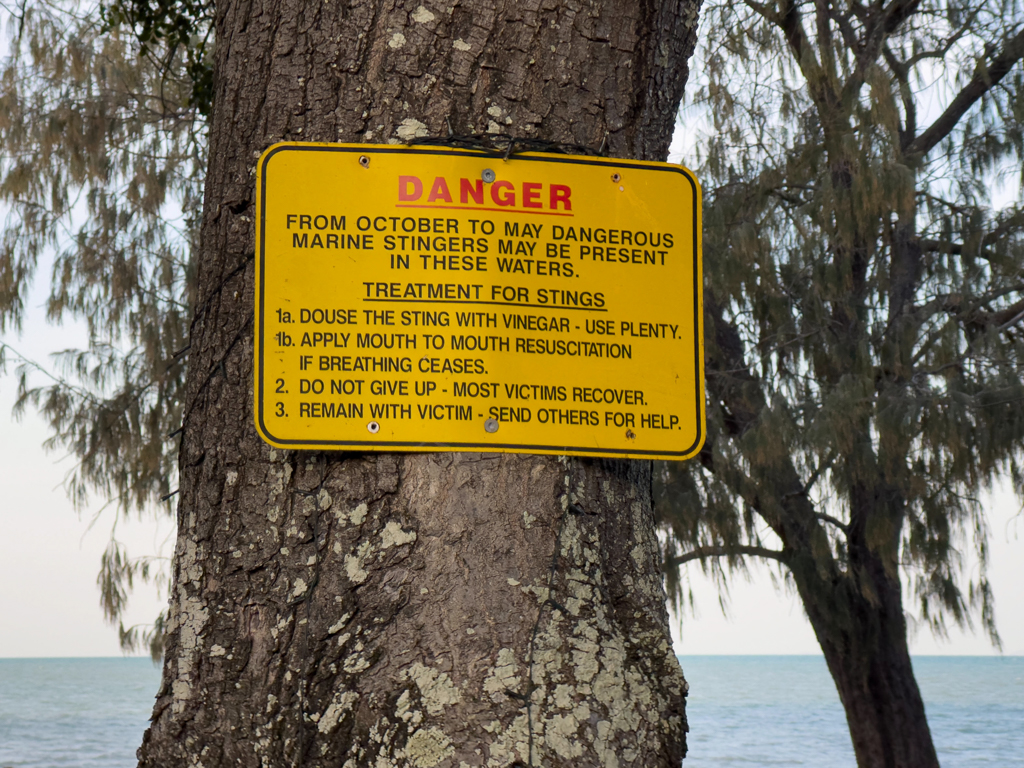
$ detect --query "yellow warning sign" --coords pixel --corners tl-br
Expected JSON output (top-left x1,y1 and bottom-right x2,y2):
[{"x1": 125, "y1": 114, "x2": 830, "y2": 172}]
[{"x1": 254, "y1": 143, "x2": 703, "y2": 459}]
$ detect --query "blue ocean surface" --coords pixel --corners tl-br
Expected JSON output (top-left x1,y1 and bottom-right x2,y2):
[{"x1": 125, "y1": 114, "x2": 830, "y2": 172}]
[
  {"x1": 0, "y1": 658, "x2": 161, "y2": 768},
  {"x1": 681, "y1": 656, "x2": 1024, "y2": 766},
  {"x1": 0, "y1": 656, "x2": 1021, "y2": 766}
]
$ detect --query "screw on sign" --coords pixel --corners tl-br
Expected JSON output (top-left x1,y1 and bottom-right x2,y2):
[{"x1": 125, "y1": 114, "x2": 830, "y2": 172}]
[{"x1": 254, "y1": 142, "x2": 703, "y2": 460}]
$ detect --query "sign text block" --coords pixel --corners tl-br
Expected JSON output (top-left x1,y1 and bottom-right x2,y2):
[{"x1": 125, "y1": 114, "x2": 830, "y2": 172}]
[{"x1": 254, "y1": 143, "x2": 704, "y2": 459}]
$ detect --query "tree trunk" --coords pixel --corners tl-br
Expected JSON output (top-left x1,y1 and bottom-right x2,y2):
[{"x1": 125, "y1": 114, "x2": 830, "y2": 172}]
[
  {"x1": 794, "y1": 503, "x2": 939, "y2": 768},
  {"x1": 823, "y1": 602, "x2": 938, "y2": 766},
  {"x1": 707, "y1": 270, "x2": 941, "y2": 767},
  {"x1": 137, "y1": 1, "x2": 700, "y2": 766}
]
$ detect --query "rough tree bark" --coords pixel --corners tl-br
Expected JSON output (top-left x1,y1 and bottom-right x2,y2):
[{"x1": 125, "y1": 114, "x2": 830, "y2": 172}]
[
  {"x1": 138, "y1": 1, "x2": 701, "y2": 766},
  {"x1": 808, "y1": 534, "x2": 939, "y2": 767}
]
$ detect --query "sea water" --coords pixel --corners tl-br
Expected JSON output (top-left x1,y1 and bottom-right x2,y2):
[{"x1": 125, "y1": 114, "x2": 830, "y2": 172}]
[
  {"x1": 682, "y1": 656, "x2": 1024, "y2": 766},
  {"x1": 0, "y1": 658, "x2": 161, "y2": 768},
  {"x1": 0, "y1": 656, "x2": 1021, "y2": 767}
]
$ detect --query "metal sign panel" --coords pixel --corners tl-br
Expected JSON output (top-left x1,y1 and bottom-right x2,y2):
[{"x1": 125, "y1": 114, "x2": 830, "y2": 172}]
[{"x1": 254, "y1": 142, "x2": 703, "y2": 460}]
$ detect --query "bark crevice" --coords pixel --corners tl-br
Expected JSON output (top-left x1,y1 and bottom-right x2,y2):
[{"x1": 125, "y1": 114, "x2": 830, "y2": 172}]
[{"x1": 139, "y1": 1, "x2": 700, "y2": 765}]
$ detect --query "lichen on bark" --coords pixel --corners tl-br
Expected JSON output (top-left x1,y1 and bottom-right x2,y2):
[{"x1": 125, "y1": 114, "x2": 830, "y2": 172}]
[{"x1": 138, "y1": 1, "x2": 700, "y2": 765}]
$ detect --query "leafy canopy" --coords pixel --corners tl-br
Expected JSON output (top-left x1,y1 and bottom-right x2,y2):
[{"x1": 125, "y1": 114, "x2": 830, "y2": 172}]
[
  {"x1": 100, "y1": 0, "x2": 213, "y2": 115},
  {"x1": 660, "y1": 0, "x2": 1024, "y2": 644},
  {"x1": 5, "y1": 0, "x2": 1024, "y2": 661},
  {"x1": 0, "y1": 0, "x2": 206, "y2": 655}
]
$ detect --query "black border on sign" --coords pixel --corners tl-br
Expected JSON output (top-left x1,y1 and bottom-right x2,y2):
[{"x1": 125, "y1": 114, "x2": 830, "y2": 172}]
[{"x1": 255, "y1": 143, "x2": 703, "y2": 458}]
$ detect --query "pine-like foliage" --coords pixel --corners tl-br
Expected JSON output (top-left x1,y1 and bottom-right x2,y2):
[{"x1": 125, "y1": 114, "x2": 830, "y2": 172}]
[
  {"x1": 660, "y1": 0, "x2": 1024, "y2": 650},
  {"x1": 0, "y1": 0, "x2": 208, "y2": 657}
]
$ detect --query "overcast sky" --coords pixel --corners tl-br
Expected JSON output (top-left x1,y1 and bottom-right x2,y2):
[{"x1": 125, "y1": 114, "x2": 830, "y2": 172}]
[
  {"x1": 1, "y1": 127, "x2": 1021, "y2": 659},
  {"x1": 1, "y1": 301, "x2": 1021, "y2": 657},
  {"x1": 2, "y1": 377, "x2": 1021, "y2": 658}
]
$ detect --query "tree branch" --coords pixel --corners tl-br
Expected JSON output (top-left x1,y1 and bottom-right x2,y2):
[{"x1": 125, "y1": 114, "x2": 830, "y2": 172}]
[
  {"x1": 919, "y1": 207, "x2": 1024, "y2": 260},
  {"x1": 912, "y1": 284, "x2": 1024, "y2": 324},
  {"x1": 831, "y1": 7, "x2": 861, "y2": 63},
  {"x1": 782, "y1": 450, "x2": 836, "y2": 501},
  {"x1": 997, "y1": 306, "x2": 1024, "y2": 333},
  {"x1": 841, "y1": 0, "x2": 921, "y2": 108},
  {"x1": 980, "y1": 208, "x2": 1024, "y2": 247},
  {"x1": 771, "y1": 0, "x2": 836, "y2": 111},
  {"x1": 815, "y1": 512, "x2": 850, "y2": 534},
  {"x1": 702, "y1": 288, "x2": 853, "y2": 590},
  {"x1": 883, "y1": 44, "x2": 917, "y2": 149},
  {"x1": 741, "y1": 0, "x2": 779, "y2": 23},
  {"x1": 881, "y1": 0, "x2": 921, "y2": 35},
  {"x1": 918, "y1": 238, "x2": 963, "y2": 255},
  {"x1": 902, "y1": 8, "x2": 978, "y2": 71},
  {"x1": 906, "y1": 27, "x2": 1024, "y2": 158},
  {"x1": 664, "y1": 545, "x2": 790, "y2": 569}
]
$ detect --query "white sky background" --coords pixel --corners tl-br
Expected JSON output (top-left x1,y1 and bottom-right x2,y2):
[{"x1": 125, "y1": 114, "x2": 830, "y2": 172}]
[
  {"x1": 0, "y1": 77, "x2": 1021, "y2": 656},
  {"x1": 0, "y1": 268, "x2": 1021, "y2": 658},
  {"x1": 664, "y1": 101, "x2": 1024, "y2": 656},
  {"x1": 0, "y1": 275, "x2": 175, "y2": 658},
  {"x1": 1, "y1": 385, "x2": 1020, "y2": 657}
]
